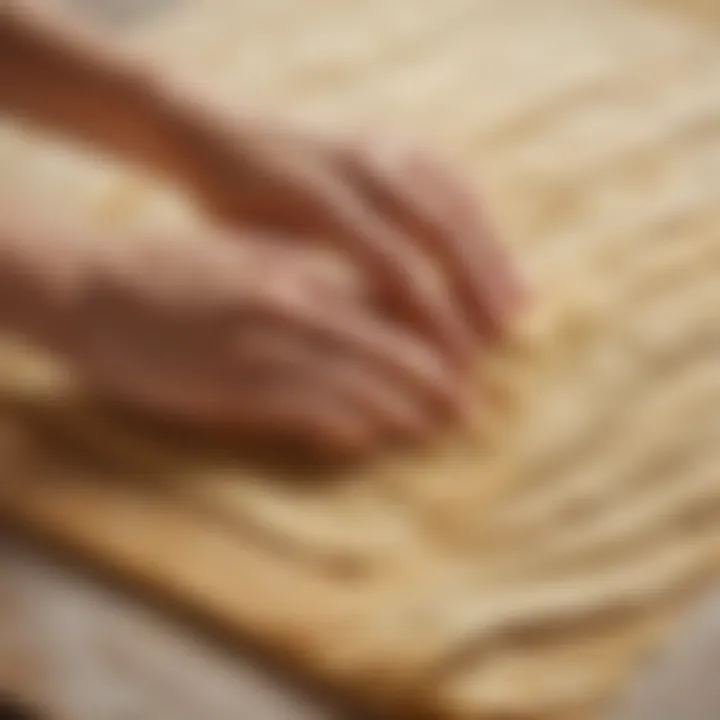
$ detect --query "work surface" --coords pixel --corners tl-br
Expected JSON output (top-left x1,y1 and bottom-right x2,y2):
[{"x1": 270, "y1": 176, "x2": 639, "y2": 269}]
[{"x1": 2, "y1": 540, "x2": 720, "y2": 720}]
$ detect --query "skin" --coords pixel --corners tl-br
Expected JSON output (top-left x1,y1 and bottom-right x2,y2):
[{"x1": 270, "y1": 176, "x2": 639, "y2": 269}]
[{"x1": 0, "y1": 2, "x2": 524, "y2": 456}]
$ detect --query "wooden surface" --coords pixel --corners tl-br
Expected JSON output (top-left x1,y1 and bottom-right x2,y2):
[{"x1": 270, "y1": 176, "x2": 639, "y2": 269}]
[{"x1": 2, "y1": 536, "x2": 720, "y2": 720}]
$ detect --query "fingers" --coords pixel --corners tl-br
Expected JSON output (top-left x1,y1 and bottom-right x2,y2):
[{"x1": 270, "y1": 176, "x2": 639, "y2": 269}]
[
  {"x1": 411, "y1": 157, "x2": 527, "y2": 332},
  {"x1": 78, "y1": 303, "x2": 460, "y2": 457},
  {"x1": 238, "y1": 290, "x2": 464, "y2": 419},
  {"x1": 100, "y1": 366, "x2": 421, "y2": 459},
  {"x1": 129, "y1": 379, "x2": 378, "y2": 458},
  {"x1": 76, "y1": 350, "x2": 374, "y2": 457},
  {"x1": 300, "y1": 174, "x2": 474, "y2": 361},
  {"x1": 209, "y1": 140, "x2": 474, "y2": 361},
  {"x1": 337, "y1": 141, "x2": 525, "y2": 337},
  {"x1": 182, "y1": 109, "x2": 522, "y2": 359},
  {"x1": 233, "y1": 331, "x2": 436, "y2": 442},
  {"x1": 211, "y1": 386, "x2": 376, "y2": 458}
]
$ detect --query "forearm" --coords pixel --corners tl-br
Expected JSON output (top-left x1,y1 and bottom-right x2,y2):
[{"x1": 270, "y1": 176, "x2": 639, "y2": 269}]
[{"x1": 0, "y1": 3, "x2": 185, "y2": 175}]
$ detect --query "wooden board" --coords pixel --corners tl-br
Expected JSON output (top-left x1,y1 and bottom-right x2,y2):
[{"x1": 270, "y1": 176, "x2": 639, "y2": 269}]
[
  {"x1": 3, "y1": 539, "x2": 720, "y2": 720},
  {"x1": 2, "y1": 1, "x2": 720, "y2": 718}
]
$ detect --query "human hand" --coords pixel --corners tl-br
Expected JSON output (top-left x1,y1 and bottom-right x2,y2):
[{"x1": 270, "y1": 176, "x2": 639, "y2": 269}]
[
  {"x1": 57, "y1": 228, "x2": 464, "y2": 456},
  {"x1": 1, "y1": 1, "x2": 523, "y2": 369},
  {"x1": 161, "y1": 96, "x2": 525, "y2": 361}
]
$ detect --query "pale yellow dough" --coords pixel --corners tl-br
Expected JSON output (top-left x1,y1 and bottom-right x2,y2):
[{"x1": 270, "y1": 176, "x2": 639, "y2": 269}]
[{"x1": 1, "y1": 1, "x2": 720, "y2": 718}]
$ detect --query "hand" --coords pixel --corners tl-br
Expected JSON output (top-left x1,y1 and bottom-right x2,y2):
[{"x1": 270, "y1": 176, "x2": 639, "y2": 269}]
[
  {"x1": 162, "y1": 96, "x2": 525, "y2": 360},
  {"x1": 57, "y1": 228, "x2": 464, "y2": 456},
  {"x1": 1, "y1": 2, "x2": 523, "y2": 367}
]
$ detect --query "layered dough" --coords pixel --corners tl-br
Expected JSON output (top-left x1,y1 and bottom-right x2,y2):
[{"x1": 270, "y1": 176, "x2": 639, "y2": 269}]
[{"x1": 2, "y1": 1, "x2": 720, "y2": 718}]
